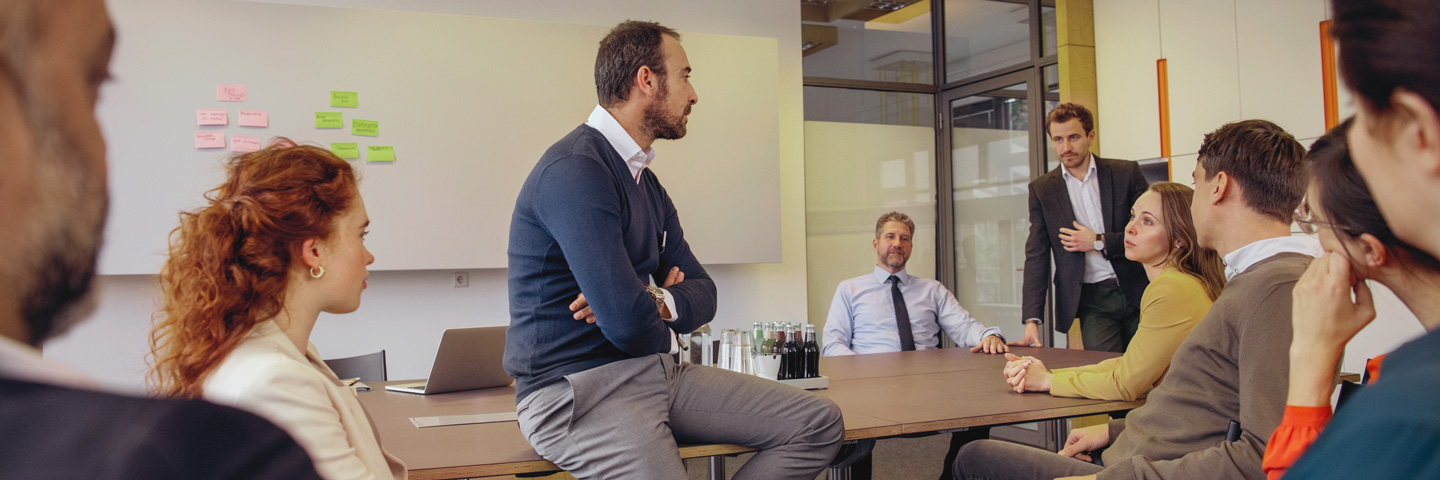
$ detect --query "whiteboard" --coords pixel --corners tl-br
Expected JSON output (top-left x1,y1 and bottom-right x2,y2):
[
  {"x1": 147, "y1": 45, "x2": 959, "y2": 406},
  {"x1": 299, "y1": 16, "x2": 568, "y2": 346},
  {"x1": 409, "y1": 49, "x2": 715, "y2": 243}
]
[{"x1": 97, "y1": 0, "x2": 780, "y2": 274}]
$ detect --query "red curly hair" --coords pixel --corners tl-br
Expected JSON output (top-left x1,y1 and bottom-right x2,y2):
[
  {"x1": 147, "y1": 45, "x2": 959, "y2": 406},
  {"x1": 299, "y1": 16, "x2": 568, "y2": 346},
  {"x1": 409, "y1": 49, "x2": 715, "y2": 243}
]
[{"x1": 148, "y1": 140, "x2": 358, "y2": 398}]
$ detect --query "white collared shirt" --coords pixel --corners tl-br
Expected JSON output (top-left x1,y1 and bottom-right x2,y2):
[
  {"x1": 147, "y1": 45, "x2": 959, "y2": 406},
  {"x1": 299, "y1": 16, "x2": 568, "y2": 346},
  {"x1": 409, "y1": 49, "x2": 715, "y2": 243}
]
[
  {"x1": 822, "y1": 266, "x2": 1002, "y2": 356},
  {"x1": 1060, "y1": 154, "x2": 1118, "y2": 284},
  {"x1": 1223, "y1": 236, "x2": 1324, "y2": 280},
  {"x1": 0, "y1": 334, "x2": 96, "y2": 389},
  {"x1": 586, "y1": 105, "x2": 656, "y2": 184},
  {"x1": 584, "y1": 105, "x2": 681, "y2": 354}
]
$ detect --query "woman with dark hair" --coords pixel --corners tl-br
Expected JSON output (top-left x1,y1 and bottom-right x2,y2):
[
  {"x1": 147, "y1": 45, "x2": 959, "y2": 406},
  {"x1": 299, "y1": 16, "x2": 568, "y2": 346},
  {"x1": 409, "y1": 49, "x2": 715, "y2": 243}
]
[
  {"x1": 1001, "y1": 182, "x2": 1225, "y2": 402},
  {"x1": 1275, "y1": 123, "x2": 1440, "y2": 477},
  {"x1": 148, "y1": 141, "x2": 405, "y2": 480}
]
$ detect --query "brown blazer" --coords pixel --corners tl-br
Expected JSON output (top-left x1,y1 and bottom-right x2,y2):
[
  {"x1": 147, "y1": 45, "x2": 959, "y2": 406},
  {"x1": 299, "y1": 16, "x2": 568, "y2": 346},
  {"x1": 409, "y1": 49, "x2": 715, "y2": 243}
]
[{"x1": 1021, "y1": 156, "x2": 1150, "y2": 332}]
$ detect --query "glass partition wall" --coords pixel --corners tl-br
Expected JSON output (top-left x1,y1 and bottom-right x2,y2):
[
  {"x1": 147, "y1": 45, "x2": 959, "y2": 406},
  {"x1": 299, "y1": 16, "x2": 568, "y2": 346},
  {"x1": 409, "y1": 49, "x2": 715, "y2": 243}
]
[{"x1": 803, "y1": 0, "x2": 1061, "y2": 450}]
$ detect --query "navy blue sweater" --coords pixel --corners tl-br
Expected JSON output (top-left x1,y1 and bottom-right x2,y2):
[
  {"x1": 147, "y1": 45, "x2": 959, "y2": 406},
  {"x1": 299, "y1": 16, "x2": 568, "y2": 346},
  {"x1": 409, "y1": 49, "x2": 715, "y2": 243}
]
[{"x1": 505, "y1": 124, "x2": 717, "y2": 401}]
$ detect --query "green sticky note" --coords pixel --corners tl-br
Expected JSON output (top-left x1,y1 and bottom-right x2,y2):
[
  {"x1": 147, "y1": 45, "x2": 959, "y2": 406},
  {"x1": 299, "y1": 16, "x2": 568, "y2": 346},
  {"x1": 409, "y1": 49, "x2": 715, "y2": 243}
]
[
  {"x1": 352, "y1": 119, "x2": 379, "y2": 137},
  {"x1": 330, "y1": 142, "x2": 359, "y2": 159},
  {"x1": 330, "y1": 90, "x2": 358, "y2": 108},
  {"x1": 367, "y1": 145, "x2": 395, "y2": 162},
  {"x1": 315, "y1": 112, "x2": 343, "y2": 129}
]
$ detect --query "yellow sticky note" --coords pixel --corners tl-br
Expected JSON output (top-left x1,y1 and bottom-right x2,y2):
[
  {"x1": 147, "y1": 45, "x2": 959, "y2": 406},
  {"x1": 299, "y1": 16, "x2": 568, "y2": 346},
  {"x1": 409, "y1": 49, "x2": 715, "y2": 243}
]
[
  {"x1": 367, "y1": 145, "x2": 395, "y2": 162},
  {"x1": 352, "y1": 119, "x2": 379, "y2": 137},
  {"x1": 331, "y1": 142, "x2": 359, "y2": 159},
  {"x1": 330, "y1": 91, "x2": 358, "y2": 108},
  {"x1": 315, "y1": 112, "x2": 343, "y2": 129}
]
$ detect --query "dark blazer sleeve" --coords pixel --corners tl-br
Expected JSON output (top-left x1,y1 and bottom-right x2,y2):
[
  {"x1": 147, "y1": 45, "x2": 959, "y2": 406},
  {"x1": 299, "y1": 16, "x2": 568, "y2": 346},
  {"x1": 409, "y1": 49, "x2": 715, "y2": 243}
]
[
  {"x1": 1101, "y1": 159, "x2": 1151, "y2": 262},
  {"x1": 1021, "y1": 179, "x2": 1052, "y2": 322}
]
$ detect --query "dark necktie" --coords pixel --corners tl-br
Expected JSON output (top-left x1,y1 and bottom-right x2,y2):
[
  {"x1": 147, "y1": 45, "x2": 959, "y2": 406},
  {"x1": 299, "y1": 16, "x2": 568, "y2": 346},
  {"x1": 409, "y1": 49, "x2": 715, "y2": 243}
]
[{"x1": 889, "y1": 275, "x2": 916, "y2": 351}]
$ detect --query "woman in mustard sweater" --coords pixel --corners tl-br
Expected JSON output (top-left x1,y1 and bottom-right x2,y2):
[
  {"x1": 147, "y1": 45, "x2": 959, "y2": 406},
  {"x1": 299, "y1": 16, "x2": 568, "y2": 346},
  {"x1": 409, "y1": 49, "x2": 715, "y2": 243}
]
[{"x1": 1002, "y1": 181, "x2": 1226, "y2": 401}]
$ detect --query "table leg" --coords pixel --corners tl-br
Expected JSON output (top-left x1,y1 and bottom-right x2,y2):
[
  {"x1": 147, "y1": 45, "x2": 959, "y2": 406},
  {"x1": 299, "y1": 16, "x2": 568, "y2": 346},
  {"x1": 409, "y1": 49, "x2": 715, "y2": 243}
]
[
  {"x1": 827, "y1": 438, "x2": 874, "y2": 480},
  {"x1": 708, "y1": 455, "x2": 725, "y2": 480}
]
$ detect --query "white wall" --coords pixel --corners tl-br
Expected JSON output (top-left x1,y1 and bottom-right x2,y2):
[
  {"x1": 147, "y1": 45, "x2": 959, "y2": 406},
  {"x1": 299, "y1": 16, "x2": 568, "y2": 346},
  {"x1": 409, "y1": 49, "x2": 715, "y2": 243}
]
[
  {"x1": 1094, "y1": 0, "x2": 1420, "y2": 375},
  {"x1": 43, "y1": 0, "x2": 808, "y2": 393}
]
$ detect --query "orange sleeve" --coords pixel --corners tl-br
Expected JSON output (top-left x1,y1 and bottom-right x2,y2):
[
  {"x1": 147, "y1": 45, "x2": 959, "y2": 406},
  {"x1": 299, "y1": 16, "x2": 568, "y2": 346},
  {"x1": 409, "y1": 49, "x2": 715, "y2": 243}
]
[{"x1": 1263, "y1": 405, "x2": 1334, "y2": 480}]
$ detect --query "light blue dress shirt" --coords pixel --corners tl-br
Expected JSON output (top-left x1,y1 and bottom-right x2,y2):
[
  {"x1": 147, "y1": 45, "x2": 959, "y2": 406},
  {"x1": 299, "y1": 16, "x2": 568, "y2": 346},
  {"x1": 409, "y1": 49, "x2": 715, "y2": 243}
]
[{"x1": 822, "y1": 266, "x2": 1002, "y2": 356}]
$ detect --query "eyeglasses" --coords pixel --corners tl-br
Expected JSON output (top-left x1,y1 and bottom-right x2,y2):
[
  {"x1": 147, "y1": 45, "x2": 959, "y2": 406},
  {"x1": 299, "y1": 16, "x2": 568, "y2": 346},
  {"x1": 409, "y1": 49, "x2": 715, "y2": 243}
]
[{"x1": 1293, "y1": 199, "x2": 1336, "y2": 235}]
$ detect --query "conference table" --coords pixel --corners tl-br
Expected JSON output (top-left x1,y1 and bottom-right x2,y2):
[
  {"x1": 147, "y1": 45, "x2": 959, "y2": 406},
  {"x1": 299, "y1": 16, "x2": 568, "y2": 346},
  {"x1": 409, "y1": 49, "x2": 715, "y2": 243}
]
[{"x1": 358, "y1": 347, "x2": 1143, "y2": 479}]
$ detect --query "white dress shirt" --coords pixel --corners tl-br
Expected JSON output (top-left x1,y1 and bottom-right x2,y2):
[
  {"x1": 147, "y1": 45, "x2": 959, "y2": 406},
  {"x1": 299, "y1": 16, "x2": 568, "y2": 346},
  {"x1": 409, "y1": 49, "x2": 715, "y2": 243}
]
[
  {"x1": 822, "y1": 266, "x2": 1002, "y2": 356},
  {"x1": 1223, "y1": 235, "x2": 1324, "y2": 281},
  {"x1": 0, "y1": 334, "x2": 95, "y2": 389},
  {"x1": 1061, "y1": 154, "x2": 1118, "y2": 284},
  {"x1": 585, "y1": 105, "x2": 681, "y2": 354},
  {"x1": 204, "y1": 321, "x2": 407, "y2": 480}
]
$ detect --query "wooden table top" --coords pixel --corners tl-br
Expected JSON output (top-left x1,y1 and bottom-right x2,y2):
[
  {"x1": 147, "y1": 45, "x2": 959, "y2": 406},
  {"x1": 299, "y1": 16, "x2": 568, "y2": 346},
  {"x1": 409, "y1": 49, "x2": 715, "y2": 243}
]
[{"x1": 359, "y1": 347, "x2": 1141, "y2": 479}]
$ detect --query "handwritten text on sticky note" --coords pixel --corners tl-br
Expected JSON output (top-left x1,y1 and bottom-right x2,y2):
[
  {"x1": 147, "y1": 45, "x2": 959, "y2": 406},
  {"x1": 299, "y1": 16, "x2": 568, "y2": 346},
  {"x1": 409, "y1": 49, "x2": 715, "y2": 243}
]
[
  {"x1": 351, "y1": 119, "x2": 379, "y2": 137},
  {"x1": 195, "y1": 132, "x2": 226, "y2": 149},
  {"x1": 367, "y1": 145, "x2": 395, "y2": 162},
  {"x1": 197, "y1": 109, "x2": 228, "y2": 126},
  {"x1": 238, "y1": 110, "x2": 268, "y2": 127},
  {"x1": 331, "y1": 143, "x2": 360, "y2": 159},
  {"x1": 231, "y1": 135, "x2": 262, "y2": 153},
  {"x1": 331, "y1": 91, "x2": 359, "y2": 108},
  {"x1": 315, "y1": 112, "x2": 343, "y2": 129},
  {"x1": 217, "y1": 84, "x2": 247, "y2": 102}
]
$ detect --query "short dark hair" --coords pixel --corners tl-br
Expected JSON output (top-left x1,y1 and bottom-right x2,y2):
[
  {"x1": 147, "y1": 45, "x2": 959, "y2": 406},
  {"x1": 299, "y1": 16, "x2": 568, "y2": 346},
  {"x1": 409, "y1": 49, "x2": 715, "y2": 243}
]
[
  {"x1": 1332, "y1": 0, "x2": 1440, "y2": 122},
  {"x1": 1308, "y1": 118, "x2": 1440, "y2": 272},
  {"x1": 594, "y1": 20, "x2": 680, "y2": 107},
  {"x1": 1196, "y1": 119, "x2": 1307, "y2": 223},
  {"x1": 1045, "y1": 103, "x2": 1095, "y2": 136}
]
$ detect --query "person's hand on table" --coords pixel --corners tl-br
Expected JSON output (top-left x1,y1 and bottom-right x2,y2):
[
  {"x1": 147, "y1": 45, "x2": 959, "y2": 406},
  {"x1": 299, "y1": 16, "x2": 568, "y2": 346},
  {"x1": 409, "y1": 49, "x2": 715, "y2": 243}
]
[
  {"x1": 1011, "y1": 322, "x2": 1043, "y2": 347},
  {"x1": 1059, "y1": 221, "x2": 1098, "y2": 252},
  {"x1": 1058, "y1": 424, "x2": 1109, "y2": 462},
  {"x1": 571, "y1": 267, "x2": 684, "y2": 323},
  {"x1": 1002, "y1": 353, "x2": 1053, "y2": 393},
  {"x1": 971, "y1": 334, "x2": 1009, "y2": 354}
]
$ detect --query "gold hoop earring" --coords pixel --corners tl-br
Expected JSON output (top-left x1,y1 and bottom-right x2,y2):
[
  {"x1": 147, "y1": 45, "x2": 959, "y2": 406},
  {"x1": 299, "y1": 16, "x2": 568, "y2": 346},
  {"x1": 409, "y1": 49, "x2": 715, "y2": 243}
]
[{"x1": 309, "y1": 265, "x2": 326, "y2": 279}]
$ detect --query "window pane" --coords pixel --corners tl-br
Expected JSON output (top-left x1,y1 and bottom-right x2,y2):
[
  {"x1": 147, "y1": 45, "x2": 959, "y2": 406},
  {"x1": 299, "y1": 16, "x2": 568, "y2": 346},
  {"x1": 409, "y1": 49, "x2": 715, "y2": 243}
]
[
  {"x1": 804, "y1": 87, "x2": 937, "y2": 326},
  {"x1": 1043, "y1": 5, "x2": 1057, "y2": 58},
  {"x1": 804, "y1": 86, "x2": 935, "y2": 127},
  {"x1": 944, "y1": 0, "x2": 1032, "y2": 83},
  {"x1": 802, "y1": 0, "x2": 933, "y2": 84}
]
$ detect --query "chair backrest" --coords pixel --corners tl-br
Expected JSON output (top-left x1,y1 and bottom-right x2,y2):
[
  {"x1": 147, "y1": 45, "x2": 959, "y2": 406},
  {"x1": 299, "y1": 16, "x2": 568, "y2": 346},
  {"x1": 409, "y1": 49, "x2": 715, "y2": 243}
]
[{"x1": 324, "y1": 350, "x2": 387, "y2": 382}]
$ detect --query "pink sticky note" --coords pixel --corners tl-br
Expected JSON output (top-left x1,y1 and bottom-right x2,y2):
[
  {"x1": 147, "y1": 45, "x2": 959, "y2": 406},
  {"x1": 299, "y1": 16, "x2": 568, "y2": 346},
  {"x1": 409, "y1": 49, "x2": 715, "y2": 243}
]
[
  {"x1": 197, "y1": 109, "x2": 228, "y2": 126},
  {"x1": 231, "y1": 135, "x2": 262, "y2": 153},
  {"x1": 238, "y1": 110, "x2": 268, "y2": 127},
  {"x1": 217, "y1": 84, "x2": 247, "y2": 102},
  {"x1": 195, "y1": 132, "x2": 225, "y2": 149}
]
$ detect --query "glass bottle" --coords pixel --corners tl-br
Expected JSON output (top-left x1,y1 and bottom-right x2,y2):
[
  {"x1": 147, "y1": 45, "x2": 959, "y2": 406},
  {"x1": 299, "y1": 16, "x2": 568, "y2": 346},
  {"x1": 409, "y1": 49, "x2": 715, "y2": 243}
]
[
  {"x1": 773, "y1": 328, "x2": 789, "y2": 379},
  {"x1": 761, "y1": 322, "x2": 775, "y2": 355},
  {"x1": 804, "y1": 324, "x2": 820, "y2": 378},
  {"x1": 785, "y1": 323, "x2": 802, "y2": 379}
]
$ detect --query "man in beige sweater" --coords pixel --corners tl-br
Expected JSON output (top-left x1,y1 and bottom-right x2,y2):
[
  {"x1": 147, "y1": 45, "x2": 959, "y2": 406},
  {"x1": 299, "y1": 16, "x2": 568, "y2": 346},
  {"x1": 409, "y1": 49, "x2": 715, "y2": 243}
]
[{"x1": 953, "y1": 119, "x2": 1318, "y2": 480}]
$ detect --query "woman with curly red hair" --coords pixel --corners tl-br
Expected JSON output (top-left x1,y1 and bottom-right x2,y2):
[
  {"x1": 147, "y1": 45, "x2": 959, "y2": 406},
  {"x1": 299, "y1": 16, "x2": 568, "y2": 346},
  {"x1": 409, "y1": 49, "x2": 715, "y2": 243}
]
[{"x1": 147, "y1": 140, "x2": 405, "y2": 480}]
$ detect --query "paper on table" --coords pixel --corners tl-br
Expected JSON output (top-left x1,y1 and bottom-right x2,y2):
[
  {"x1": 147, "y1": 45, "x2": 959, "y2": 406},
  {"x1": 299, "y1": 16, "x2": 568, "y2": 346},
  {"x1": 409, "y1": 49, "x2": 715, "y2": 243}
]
[
  {"x1": 410, "y1": 412, "x2": 519, "y2": 428},
  {"x1": 195, "y1": 131, "x2": 225, "y2": 149},
  {"x1": 197, "y1": 109, "x2": 227, "y2": 126},
  {"x1": 217, "y1": 84, "x2": 246, "y2": 102},
  {"x1": 238, "y1": 110, "x2": 268, "y2": 127},
  {"x1": 367, "y1": 145, "x2": 395, "y2": 162},
  {"x1": 330, "y1": 91, "x2": 358, "y2": 108},
  {"x1": 351, "y1": 119, "x2": 379, "y2": 137},
  {"x1": 315, "y1": 112, "x2": 343, "y2": 129},
  {"x1": 331, "y1": 142, "x2": 360, "y2": 159},
  {"x1": 231, "y1": 135, "x2": 262, "y2": 153}
]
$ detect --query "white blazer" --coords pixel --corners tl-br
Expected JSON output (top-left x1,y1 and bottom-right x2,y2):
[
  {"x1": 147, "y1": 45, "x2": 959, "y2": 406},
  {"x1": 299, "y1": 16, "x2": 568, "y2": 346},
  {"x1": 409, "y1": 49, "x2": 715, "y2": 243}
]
[{"x1": 204, "y1": 320, "x2": 406, "y2": 480}]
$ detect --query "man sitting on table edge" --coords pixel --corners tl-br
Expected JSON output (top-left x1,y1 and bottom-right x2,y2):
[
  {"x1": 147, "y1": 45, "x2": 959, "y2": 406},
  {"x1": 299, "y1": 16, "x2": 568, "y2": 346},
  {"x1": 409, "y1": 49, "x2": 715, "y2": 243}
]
[
  {"x1": 823, "y1": 211, "x2": 1007, "y2": 480},
  {"x1": 954, "y1": 119, "x2": 1318, "y2": 480}
]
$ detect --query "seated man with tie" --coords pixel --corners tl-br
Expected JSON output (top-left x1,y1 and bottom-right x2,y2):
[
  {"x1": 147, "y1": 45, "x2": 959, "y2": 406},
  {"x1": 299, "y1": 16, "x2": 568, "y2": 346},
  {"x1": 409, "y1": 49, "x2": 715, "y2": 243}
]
[{"x1": 822, "y1": 211, "x2": 1007, "y2": 480}]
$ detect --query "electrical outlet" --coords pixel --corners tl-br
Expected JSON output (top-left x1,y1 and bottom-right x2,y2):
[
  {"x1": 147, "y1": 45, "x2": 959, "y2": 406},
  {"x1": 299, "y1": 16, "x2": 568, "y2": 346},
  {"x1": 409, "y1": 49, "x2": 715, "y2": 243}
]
[{"x1": 452, "y1": 272, "x2": 469, "y2": 288}]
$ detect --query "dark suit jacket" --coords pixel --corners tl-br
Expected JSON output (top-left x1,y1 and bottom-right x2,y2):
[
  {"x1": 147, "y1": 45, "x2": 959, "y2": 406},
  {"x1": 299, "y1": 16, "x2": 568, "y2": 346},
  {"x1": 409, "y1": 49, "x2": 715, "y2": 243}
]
[
  {"x1": 0, "y1": 377, "x2": 322, "y2": 479},
  {"x1": 1022, "y1": 156, "x2": 1150, "y2": 332}
]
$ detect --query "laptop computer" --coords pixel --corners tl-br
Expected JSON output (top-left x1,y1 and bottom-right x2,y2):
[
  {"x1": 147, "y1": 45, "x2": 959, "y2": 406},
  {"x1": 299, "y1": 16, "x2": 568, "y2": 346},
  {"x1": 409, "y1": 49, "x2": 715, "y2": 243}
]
[{"x1": 385, "y1": 326, "x2": 512, "y2": 395}]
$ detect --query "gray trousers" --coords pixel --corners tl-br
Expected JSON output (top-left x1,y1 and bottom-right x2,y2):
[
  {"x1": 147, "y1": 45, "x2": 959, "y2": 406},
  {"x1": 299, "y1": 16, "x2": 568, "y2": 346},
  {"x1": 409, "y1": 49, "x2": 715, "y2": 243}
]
[
  {"x1": 1077, "y1": 283, "x2": 1140, "y2": 353},
  {"x1": 951, "y1": 439, "x2": 1103, "y2": 480},
  {"x1": 516, "y1": 354, "x2": 845, "y2": 480}
]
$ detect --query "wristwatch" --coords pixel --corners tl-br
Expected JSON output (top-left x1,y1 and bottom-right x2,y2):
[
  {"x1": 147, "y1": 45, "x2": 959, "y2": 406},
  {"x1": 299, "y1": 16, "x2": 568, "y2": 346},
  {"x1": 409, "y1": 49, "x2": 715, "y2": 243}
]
[
  {"x1": 1094, "y1": 233, "x2": 1106, "y2": 253},
  {"x1": 644, "y1": 285, "x2": 666, "y2": 314}
]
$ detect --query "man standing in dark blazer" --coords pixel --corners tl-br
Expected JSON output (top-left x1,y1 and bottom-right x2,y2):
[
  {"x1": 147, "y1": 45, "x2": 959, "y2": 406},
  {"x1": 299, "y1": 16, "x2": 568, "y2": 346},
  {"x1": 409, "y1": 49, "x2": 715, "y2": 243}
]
[{"x1": 1016, "y1": 103, "x2": 1149, "y2": 352}]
